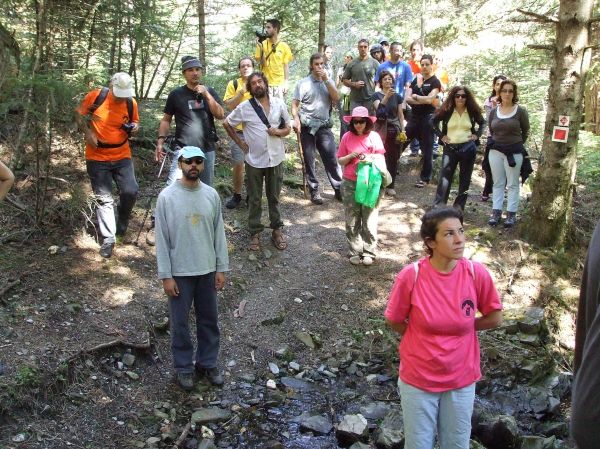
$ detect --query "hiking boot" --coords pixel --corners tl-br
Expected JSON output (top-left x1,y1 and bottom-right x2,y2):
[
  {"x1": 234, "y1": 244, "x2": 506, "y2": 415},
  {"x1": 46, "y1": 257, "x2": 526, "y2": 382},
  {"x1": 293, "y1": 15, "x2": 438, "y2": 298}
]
[
  {"x1": 504, "y1": 212, "x2": 517, "y2": 228},
  {"x1": 99, "y1": 241, "x2": 114, "y2": 258},
  {"x1": 176, "y1": 372, "x2": 194, "y2": 391},
  {"x1": 116, "y1": 217, "x2": 129, "y2": 237},
  {"x1": 310, "y1": 192, "x2": 324, "y2": 205},
  {"x1": 334, "y1": 189, "x2": 342, "y2": 202},
  {"x1": 488, "y1": 209, "x2": 502, "y2": 227},
  {"x1": 196, "y1": 365, "x2": 224, "y2": 386},
  {"x1": 226, "y1": 193, "x2": 242, "y2": 209}
]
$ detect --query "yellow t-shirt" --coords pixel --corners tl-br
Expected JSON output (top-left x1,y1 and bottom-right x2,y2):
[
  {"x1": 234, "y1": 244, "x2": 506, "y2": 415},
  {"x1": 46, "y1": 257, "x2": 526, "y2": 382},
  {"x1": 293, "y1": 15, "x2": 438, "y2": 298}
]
[
  {"x1": 447, "y1": 110, "x2": 472, "y2": 144},
  {"x1": 224, "y1": 77, "x2": 252, "y2": 131},
  {"x1": 255, "y1": 40, "x2": 293, "y2": 87}
]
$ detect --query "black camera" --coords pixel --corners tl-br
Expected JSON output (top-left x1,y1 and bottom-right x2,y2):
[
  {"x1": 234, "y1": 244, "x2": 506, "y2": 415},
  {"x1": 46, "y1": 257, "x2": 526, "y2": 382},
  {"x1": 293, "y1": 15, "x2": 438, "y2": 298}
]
[
  {"x1": 255, "y1": 30, "x2": 268, "y2": 43},
  {"x1": 121, "y1": 122, "x2": 136, "y2": 136}
]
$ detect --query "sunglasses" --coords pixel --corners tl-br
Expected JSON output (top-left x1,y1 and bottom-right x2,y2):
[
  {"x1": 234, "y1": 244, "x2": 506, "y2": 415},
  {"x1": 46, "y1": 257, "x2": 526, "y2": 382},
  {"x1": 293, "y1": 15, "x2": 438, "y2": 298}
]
[
  {"x1": 181, "y1": 157, "x2": 204, "y2": 165},
  {"x1": 454, "y1": 93, "x2": 467, "y2": 99},
  {"x1": 501, "y1": 89, "x2": 514, "y2": 93},
  {"x1": 353, "y1": 119, "x2": 367, "y2": 124}
]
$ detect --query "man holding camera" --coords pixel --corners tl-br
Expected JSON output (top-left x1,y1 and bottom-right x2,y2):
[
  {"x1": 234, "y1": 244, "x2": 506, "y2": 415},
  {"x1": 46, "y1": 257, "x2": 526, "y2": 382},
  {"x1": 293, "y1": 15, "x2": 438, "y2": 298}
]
[
  {"x1": 254, "y1": 19, "x2": 293, "y2": 99},
  {"x1": 156, "y1": 56, "x2": 224, "y2": 187},
  {"x1": 292, "y1": 53, "x2": 342, "y2": 205},
  {"x1": 223, "y1": 72, "x2": 291, "y2": 252},
  {"x1": 76, "y1": 72, "x2": 139, "y2": 258}
]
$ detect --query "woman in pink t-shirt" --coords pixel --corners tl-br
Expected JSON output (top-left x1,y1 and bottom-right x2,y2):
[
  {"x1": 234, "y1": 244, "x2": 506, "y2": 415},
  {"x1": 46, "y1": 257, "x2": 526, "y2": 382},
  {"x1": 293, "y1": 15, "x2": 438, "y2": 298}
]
[
  {"x1": 336, "y1": 106, "x2": 386, "y2": 266},
  {"x1": 385, "y1": 206, "x2": 502, "y2": 449}
]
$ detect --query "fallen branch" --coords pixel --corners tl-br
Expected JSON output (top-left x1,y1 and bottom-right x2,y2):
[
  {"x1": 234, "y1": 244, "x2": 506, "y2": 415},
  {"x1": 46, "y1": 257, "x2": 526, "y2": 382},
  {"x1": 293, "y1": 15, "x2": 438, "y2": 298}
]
[
  {"x1": 172, "y1": 422, "x2": 192, "y2": 448},
  {"x1": 63, "y1": 333, "x2": 151, "y2": 365}
]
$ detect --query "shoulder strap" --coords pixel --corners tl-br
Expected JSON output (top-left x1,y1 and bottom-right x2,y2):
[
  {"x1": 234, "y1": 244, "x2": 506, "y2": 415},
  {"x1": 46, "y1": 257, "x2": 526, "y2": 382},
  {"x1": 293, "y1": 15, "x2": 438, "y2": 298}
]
[
  {"x1": 126, "y1": 97, "x2": 133, "y2": 122},
  {"x1": 249, "y1": 98, "x2": 271, "y2": 129},
  {"x1": 233, "y1": 79, "x2": 238, "y2": 91},
  {"x1": 89, "y1": 87, "x2": 110, "y2": 114}
]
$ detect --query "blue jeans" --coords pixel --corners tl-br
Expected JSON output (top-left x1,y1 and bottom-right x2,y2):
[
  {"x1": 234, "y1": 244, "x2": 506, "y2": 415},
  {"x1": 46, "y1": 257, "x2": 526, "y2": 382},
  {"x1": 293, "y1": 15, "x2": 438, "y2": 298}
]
[
  {"x1": 167, "y1": 149, "x2": 216, "y2": 187},
  {"x1": 168, "y1": 274, "x2": 220, "y2": 373},
  {"x1": 86, "y1": 159, "x2": 138, "y2": 243},
  {"x1": 300, "y1": 126, "x2": 342, "y2": 194},
  {"x1": 399, "y1": 379, "x2": 475, "y2": 449},
  {"x1": 489, "y1": 150, "x2": 523, "y2": 212}
]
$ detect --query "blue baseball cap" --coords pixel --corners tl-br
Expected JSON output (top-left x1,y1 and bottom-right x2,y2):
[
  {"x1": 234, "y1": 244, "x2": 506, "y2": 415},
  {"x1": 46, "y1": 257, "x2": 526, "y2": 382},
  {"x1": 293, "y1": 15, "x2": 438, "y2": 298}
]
[{"x1": 179, "y1": 146, "x2": 206, "y2": 160}]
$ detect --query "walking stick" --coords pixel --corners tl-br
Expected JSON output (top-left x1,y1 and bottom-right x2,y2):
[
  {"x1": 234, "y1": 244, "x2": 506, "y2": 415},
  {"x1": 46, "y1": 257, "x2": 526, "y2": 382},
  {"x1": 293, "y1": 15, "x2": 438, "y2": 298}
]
[
  {"x1": 294, "y1": 128, "x2": 309, "y2": 199},
  {"x1": 133, "y1": 139, "x2": 172, "y2": 246}
]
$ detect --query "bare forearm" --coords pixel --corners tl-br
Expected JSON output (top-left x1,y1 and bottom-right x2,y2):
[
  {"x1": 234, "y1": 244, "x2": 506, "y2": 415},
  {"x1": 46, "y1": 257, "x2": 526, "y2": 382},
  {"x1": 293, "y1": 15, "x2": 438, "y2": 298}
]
[
  {"x1": 475, "y1": 310, "x2": 503, "y2": 330},
  {"x1": 386, "y1": 318, "x2": 407, "y2": 335},
  {"x1": 203, "y1": 93, "x2": 224, "y2": 119},
  {"x1": 325, "y1": 80, "x2": 339, "y2": 103}
]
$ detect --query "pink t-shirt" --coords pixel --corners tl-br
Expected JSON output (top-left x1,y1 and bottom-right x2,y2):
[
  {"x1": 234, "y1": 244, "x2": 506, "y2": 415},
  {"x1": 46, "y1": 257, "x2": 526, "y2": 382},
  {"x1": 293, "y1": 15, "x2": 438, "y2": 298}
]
[
  {"x1": 336, "y1": 131, "x2": 385, "y2": 181},
  {"x1": 384, "y1": 257, "x2": 502, "y2": 392}
]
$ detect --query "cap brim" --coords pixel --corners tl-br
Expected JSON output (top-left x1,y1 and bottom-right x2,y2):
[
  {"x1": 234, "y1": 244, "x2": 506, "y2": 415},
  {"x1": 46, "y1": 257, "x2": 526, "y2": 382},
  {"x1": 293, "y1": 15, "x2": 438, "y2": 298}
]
[{"x1": 343, "y1": 115, "x2": 377, "y2": 124}]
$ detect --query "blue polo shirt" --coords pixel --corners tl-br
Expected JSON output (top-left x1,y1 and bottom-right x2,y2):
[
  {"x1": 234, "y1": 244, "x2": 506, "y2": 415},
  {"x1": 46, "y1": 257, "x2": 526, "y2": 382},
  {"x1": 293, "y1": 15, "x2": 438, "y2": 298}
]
[{"x1": 375, "y1": 60, "x2": 413, "y2": 100}]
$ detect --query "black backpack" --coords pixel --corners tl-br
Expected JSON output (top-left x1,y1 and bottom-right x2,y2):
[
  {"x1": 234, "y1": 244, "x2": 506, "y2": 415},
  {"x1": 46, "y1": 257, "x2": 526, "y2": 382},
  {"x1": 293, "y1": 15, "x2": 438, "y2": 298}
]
[{"x1": 88, "y1": 87, "x2": 133, "y2": 121}]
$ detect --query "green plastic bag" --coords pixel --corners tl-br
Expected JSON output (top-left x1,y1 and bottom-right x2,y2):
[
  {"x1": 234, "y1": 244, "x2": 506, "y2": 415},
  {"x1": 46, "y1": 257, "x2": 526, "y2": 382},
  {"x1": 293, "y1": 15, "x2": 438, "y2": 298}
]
[{"x1": 355, "y1": 161, "x2": 382, "y2": 208}]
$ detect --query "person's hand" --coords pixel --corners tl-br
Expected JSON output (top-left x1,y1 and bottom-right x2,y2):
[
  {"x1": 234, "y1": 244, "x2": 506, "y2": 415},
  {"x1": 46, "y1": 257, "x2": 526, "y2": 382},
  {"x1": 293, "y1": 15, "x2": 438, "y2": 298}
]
[
  {"x1": 84, "y1": 130, "x2": 98, "y2": 148},
  {"x1": 354, "y1": 80, "x2": 365, "y2": 89},
  {"x1": 162, "y1": 278, "x2": 179, "y2": 297},
  {"x1": 194, "y1": 84, "x2": 208, "y2": 96},
  {"x1": 441, "y1": 135, "x2": 450, "y2": 144},
  {"x1": 131, "y1": 122, "x2": 140, "y2": 134},
  {"x1": 240, "y1": 141, "x2": 250, "y2": 153},
  {"x1": 469, "y1": 134, "x2": 478, "y2": 141},
  {"x1": 267, "y1": 127, "x2": 280, "y2": 137},
  {"x1": 282, "y1": 81, "x2": 289, "y2": 94},
  {"x1": 215, "y1": 272, "x2": 225, "y2": 290},
  {"x1": 156, "y1": 142, "x2": 165, "y2": 162}
]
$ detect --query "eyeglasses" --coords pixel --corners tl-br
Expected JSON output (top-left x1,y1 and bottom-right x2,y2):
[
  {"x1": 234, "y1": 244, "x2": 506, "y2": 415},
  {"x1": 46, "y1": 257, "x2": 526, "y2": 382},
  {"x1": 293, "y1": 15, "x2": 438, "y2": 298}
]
[
  {"x1": 353, "y1": 119, "x2": 367, "y2": 124},
  {"x1": 501, "y1": 89, "x2": 514, "y2": 93},
  {"x1": 454, "y1": 93, "x2": 467, "y2": 99},
  {"x1": 182, "y1": 157, "x2": 204, "y2": 165}
]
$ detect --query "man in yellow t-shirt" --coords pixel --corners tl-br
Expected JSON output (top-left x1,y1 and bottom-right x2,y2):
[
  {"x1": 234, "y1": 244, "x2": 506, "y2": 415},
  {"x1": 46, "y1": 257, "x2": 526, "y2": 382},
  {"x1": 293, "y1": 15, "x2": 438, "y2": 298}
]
[
  {"x1": 254, "y1": 18, "x2": 293, "y2": 99},
  {"x1": 222, "y1": 56, "x2": 254, "y2": 208}
]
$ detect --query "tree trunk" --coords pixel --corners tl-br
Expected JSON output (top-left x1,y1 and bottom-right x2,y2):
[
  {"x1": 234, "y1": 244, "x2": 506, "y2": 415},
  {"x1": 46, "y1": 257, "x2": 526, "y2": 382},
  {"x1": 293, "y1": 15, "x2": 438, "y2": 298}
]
[
  {"x1": 84, "y1": 10, "x2": 97, "y2": 70},
  {"x1": 528, "y1": 0, "x2": 595, "y2": 247},
  {"x1": 318, "y1": 0, "x2": 326, "y2": 53},
  {"x1": 584, "y1": 82, "x2": 600, "y2": 134},
  {"x1": 197, "y1": 0, "x2": 206, "y2": 64}
]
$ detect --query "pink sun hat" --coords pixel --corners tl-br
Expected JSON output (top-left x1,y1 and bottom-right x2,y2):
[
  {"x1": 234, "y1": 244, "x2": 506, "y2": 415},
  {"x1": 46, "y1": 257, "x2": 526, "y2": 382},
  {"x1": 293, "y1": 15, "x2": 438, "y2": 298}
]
[{"x1": 343, "y1": 106, "x2": 377, "y2": 124}]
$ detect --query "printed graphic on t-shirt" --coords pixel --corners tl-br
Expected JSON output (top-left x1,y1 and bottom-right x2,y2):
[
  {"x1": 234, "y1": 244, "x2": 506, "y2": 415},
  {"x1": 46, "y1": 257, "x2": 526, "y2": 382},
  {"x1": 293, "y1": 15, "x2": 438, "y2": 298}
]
[
  {"x1": 186, "y1": 212, "x2": 202, "y2": 226},
  {"x1": 461, "y1": 298, "x2": 475, "y2": 318},
  {"x1": 188, "y1": 99, "x2": 204, "y2": 110}
]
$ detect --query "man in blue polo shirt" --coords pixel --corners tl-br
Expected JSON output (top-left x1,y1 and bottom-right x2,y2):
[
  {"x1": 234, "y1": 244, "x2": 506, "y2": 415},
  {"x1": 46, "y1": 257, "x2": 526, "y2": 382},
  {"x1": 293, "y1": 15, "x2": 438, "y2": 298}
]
[{"x1": 375, "y1": 42, "x2": 413, "y2": 101}]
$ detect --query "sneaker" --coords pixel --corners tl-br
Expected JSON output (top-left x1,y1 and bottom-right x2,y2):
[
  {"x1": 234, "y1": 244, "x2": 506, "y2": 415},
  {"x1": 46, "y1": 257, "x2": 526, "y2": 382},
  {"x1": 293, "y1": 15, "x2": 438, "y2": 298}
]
[
  {"x1": 226, "y1": 193, "x2": 242, "y2": 209},
  {"x1": 385, "y1": 188, "x2": 396, "y2": 197},
  {"x1": 176, "y1": 372, "x2": 194, "y2": 391},
  {"x1": 196, "y1": 365, "x2": 224, "y2": 386},
  {"x1": 310, "y1": 192, "x2": 324, "y2": 205},
  {"x1": 504, "y1": 212, "x2": 517, "y2": 228},
  {"x1": 349, "y1": 255, "x2": 361, "y2": 265},
  {"x1": 99, "y1": 241, "x2": 114, "y2": 258},
  {"x1": 362, "y1": 256, "x2": 374, "y2": 266},
  {"x1": 481, "y1": 193, "x2": 490, "y2": 202},
  {"x1": 334, "y1": 189, "x2": 342, "y2": 202}
]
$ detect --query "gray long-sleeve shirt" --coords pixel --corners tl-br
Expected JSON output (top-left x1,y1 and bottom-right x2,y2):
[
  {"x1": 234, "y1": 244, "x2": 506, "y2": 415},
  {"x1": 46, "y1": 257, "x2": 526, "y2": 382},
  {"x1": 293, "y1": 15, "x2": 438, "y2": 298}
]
[{"x1": 155, "y1": 181, "x2": 229, "y2": 279}]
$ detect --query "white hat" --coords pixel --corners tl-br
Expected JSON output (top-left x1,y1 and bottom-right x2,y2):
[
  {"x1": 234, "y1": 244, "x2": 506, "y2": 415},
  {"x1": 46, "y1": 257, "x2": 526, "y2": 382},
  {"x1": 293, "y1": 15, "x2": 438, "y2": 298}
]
[{"x1": 110, "y1": 72, "x2": 134, "y2": 98}]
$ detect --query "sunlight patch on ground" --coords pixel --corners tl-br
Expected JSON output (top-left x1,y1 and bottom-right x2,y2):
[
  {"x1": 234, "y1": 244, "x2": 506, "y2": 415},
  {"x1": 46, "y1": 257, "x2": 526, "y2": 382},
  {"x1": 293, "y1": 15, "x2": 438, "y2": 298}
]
[{"x1": 101, "y1": 286, "x2": 135, "y2": 308}]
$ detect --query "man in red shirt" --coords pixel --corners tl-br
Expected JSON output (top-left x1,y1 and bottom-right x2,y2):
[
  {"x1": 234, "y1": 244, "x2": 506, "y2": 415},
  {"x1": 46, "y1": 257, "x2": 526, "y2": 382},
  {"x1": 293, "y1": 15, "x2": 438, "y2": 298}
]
[{"x1": 76, "y1": 73, "x2": 139, "y2": 258}]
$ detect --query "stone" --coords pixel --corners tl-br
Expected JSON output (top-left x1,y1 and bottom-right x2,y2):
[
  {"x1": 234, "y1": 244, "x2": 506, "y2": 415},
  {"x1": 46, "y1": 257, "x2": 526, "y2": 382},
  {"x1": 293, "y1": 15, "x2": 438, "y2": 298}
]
[
  {"x1": 146, "y1": 436, "x2": 161, "y2": 445},
  {"x1": 274, "y1": 345, "x2": 293, "y2": 360},
  {"x1": 349, "y1": 443, "x2": 372, "y2": 449},
  {"x1": 197, "y1": 439, "x2": 218, "y2": 449},
  {"x1": 265, "y1": 389, "x2": 286, "y2": 407},
  {"x1": 519, "y1": 333, "x2": 541, "y2": 346},
  {"x1": 517, "y1": 307, "x2": 546, "y2": 334},
  {"x1": 261, "y1": 314, "x2": 285, "y2": 326},
  {"x1": 125, "y1": 371, "x2": 139, "y2": 380},
  {"x1": 295, "y1": 331, "x2": 315, "y2": 349},
  {"x1": 547, "y1": 396, "x2": 561, "y2": 414},
  {"x1": 268, "y1": 362, "x2": 280, "y2": 375},
  {"x1": 359, "y1": 402, "x2": 391, "y2": 420},
  {"x1": 536, "y1": 421, "x2": 568, "y2": 438},
  {"x1": 190, "y1": 407, "x2": 232, "y2": 425},
  {"x1": 122, "y1": 353, "x2": 136, "y2": 367},
  {"x1": 48, "y1": 245, "x2": 59, "y2": 254},
  {"x1": 475, "y1": 415, "x2": 520, "y2": 449},
  {"x1": 280, "y1": 376, "x2": 316, "y2": 392},
  {"x1": 520, "y1": 435, "x2": 556, "y2": 449},
  {"x1": 184, "y1": 439, "x2": 199, "y2": 449},
  {"x1": 336, "y1": 414, "x2": 368, "y2": 446},
  {"x1": 266, "y1": 379, "x2": 277, "y2": 389},
  {"x1": 298, "y1": 414, "x2": 333, "y2": 435},
  {"x1": 375, "y1": 410, "x2": 404, "y2": 448},
  {"x1": 12, "y1": 434, "x2": 27, "y2": 443},
  {"x1": 264, "y1": 441, "x2": 284, "y2": 449},
  {"x1": 288, "y1": 361, "x2": 301, "y2": 371},
  {"x1": 237, "y1": 372, "x2": 256, "y2": 382}
]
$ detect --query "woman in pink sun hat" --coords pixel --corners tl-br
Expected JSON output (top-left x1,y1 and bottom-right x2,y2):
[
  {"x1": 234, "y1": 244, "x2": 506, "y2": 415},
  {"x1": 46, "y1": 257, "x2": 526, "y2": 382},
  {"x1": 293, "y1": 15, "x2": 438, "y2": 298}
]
[{"x1": 336, "y1": 106, "x2": 386, "y2": 266}]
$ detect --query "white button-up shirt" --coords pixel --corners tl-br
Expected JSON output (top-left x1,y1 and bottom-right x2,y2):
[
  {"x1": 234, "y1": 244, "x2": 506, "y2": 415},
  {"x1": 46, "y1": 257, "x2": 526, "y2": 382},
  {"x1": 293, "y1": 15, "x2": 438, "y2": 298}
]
[{"x1": 226, "y1": 96, "x2": 290, "y2": 168}]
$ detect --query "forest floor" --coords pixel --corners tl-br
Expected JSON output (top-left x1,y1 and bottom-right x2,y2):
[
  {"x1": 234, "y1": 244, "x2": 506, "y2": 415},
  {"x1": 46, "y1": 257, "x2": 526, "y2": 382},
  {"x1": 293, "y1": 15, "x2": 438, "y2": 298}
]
[{"x1": 0, "y1": 136, "x2": 587, "y2": 449}]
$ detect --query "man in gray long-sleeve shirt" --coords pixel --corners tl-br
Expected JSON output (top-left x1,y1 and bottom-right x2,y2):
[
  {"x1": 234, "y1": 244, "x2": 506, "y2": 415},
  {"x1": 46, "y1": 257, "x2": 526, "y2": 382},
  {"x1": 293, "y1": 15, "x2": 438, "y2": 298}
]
[{"x1": 155, "y1": 146, "x2": 229, "y2": 390}]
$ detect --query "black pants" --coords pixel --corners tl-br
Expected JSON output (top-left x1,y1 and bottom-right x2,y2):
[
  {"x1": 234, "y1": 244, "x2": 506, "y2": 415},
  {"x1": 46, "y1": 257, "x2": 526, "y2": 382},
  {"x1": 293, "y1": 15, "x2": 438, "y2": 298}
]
[
  {"x1": 300, "y1": 125, "x2": 342, "y2": 194},
  {"x1": 404, "y1": 113, "x2": 434, "y2": 182},
  {"x1": 383, "y1": 126, "x2": 402, "y2": 187},
  {"x1": 433, "y1": 142, "x2": 476, "y2": 211},
  {"x1": 482, "y1": 137, "x2": 493, "y2": 196}
]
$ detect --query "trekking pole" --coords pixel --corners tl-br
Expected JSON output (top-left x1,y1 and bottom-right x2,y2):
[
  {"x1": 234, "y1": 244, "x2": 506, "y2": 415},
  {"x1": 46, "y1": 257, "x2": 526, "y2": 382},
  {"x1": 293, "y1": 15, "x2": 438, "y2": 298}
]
[
  {"x1": 294, "y1": 128, "x2": 309, "y2": 199},
  {"x1": 133, "y1": 141, "x2": 172, "y2": 246}
]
